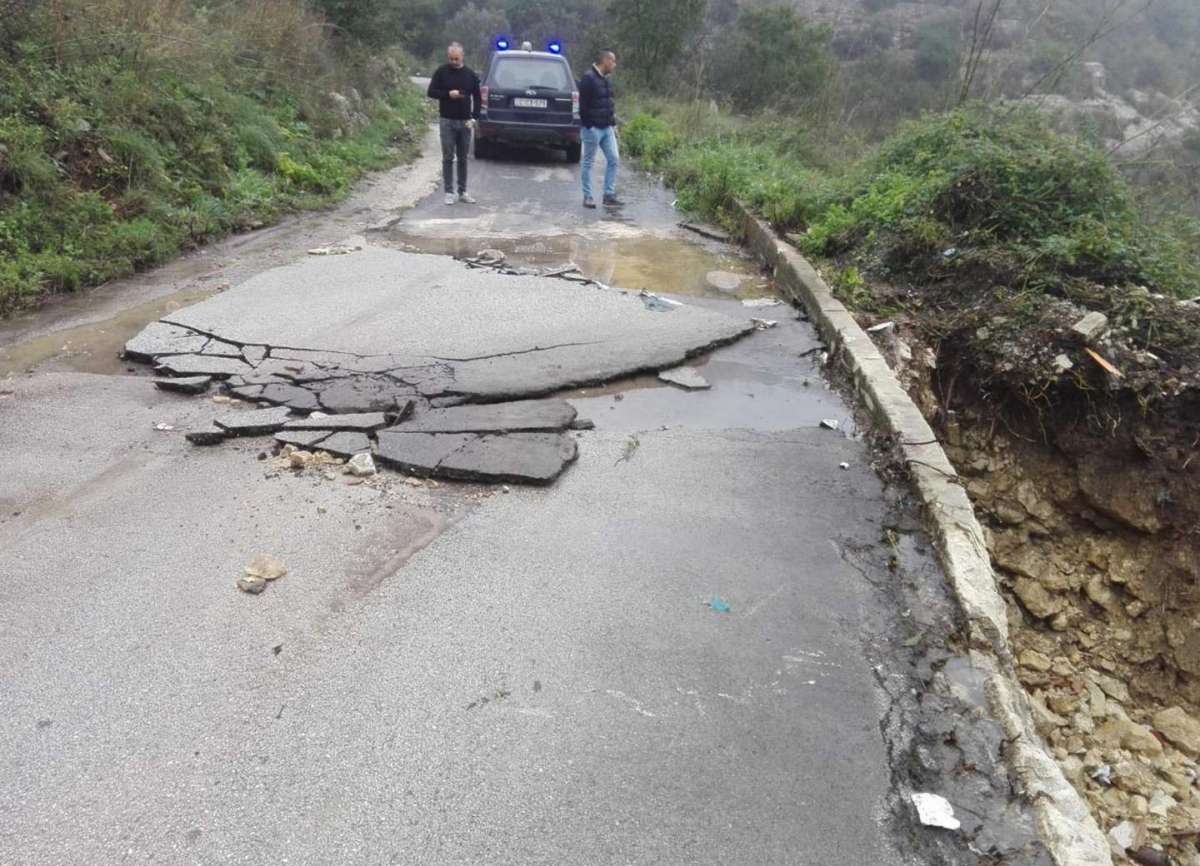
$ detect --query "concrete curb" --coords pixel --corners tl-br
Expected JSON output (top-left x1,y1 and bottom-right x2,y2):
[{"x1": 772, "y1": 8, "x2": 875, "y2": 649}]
[{"x1": 733, "y1": 202, "x2": 1112, "y2": 866}]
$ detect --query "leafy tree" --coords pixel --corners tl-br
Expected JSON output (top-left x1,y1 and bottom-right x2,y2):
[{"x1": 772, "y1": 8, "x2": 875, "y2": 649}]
[
  {"x1": 707, "y1": 5, "x2": 834, "y2": 113},
  {"x1": 445, "y1": 2, "x2": 511, "y2": 64},
  {"x1": 607, "y1": 0, "x2": 706, "y2": 88}
]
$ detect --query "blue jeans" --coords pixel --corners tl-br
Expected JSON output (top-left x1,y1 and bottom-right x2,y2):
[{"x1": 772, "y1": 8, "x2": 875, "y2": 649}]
[{"x1": 581, "y1": 126, "x2": 619, "y2": 199}]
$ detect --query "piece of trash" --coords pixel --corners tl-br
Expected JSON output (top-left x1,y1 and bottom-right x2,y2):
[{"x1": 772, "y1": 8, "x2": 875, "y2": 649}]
[
  {"x1": 1084, "y1": 347, "x2": 1123, "y2": 379},
  {"x1": 751, "y1": 318, "x2": 778, "y2": 330},
  {"x1": 742, "y1": 298, "x2": 782, "y2": 308},
  {"x1": 1090, "y1": 764, "x2": 1113, "y2": 786},
  {"x1": 911, "y1": 793, "x2": 960, "y2": 831},
  {"x1": 245, "y1": 554, "x2": 287, "y2": 582},
  {"x1": 707, "y1": 598, "x2": 732, "y2": 614},
  {"x1": 819, "y1": 419, "x2": 840, "y2": 431},
  {"x1": 272, "y1": 644, "x2": 283, "y2": 656},
  {"x1": 867, "y1": 321, "x2": 896, "y2": 334},
  {"x1": 154, "y1": 423, "x2": 176, "y2": 432},
  {"x1": 1053, "y1": 353, "x2": 1074, "y2": 373},
  {"x1": 942, "y1": 247, "x2": 959, "y2": 260},
  {"x1": 237, "y1": 575, "x2": 267, "y2": 595},
  {"x1": 839, "y1": 462, "x2": 850, "y2": 470}
]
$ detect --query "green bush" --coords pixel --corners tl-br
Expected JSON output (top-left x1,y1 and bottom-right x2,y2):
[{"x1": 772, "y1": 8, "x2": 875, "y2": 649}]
[
  {"x1": 801, "y1": 107, "x2": 1200, "y2": 297},
  {"x1": 622, "y1": 115, "x2": 679, "y2": 170}
]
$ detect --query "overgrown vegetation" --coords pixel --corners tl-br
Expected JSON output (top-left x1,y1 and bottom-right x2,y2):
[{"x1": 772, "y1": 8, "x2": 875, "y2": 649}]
[
  {"x1": 626, "y1": 100, "x2": 1200, "y2": 409},
  {"x1": 0, "y1": 0, "x2": 428, "y2": 315}
]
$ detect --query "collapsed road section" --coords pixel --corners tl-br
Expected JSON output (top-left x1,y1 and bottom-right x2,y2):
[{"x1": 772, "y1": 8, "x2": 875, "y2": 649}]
[{"x1": 123, "y1": 244, "x2": 756, "y2": 484}]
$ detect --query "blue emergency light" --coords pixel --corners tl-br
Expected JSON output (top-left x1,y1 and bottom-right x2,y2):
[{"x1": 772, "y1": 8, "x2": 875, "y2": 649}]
[
  {"x1": 495, "y1": 37, "x2": 510, "y2": 51},
  {"x1": 547, "y1": 40, "x2": 563, "y2": 54}
]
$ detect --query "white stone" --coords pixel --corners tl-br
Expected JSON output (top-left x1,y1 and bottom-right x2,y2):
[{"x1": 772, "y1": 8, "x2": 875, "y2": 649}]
[{"x1": 346, "y1": 453, "x2": 377, "y2": 477}]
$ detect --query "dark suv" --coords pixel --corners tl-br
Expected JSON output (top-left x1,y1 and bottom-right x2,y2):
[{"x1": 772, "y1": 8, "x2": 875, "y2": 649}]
[{"x1": 476, "y1": 48, "x2": 581, "y2": 162}]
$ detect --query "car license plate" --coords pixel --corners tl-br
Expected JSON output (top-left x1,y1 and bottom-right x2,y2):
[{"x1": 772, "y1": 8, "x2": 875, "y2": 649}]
[{"x1": 513, "y1": 98, "x2": 548, "y2": 109}]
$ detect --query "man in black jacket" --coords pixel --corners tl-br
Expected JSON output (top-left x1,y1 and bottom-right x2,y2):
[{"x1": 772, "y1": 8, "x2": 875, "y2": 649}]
[
  {"x1": 427, "y1": 43, "x2": 482, "y2": 206},
  {"x1": 578, "y1": 50, "x2": 621, "y2": 209}
]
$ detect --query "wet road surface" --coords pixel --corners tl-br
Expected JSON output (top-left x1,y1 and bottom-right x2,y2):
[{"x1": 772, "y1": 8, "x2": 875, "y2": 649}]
[{"x1": 0, "y1": 135, "x2": 1046, "y2": 864}]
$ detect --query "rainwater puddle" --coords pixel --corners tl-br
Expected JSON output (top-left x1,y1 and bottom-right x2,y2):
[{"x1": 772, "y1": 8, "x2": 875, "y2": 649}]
[
  {"x1": 0, "y1": 286, "x2": 219, "y2": 377},
  {"x1": 388, "y1": 231, "x2": 773, "y2": 300}
]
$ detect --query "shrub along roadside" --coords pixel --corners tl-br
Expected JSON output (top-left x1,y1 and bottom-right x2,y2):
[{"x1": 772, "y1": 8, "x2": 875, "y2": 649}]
[{"x1": 0, "y1": 10, "x2": 430, "y2": 317}]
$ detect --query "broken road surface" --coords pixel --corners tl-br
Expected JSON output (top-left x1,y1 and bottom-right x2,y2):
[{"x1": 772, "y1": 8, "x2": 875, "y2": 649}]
[{"x1": 0, "y1": 138, "x2": 1046, "y2": 864}]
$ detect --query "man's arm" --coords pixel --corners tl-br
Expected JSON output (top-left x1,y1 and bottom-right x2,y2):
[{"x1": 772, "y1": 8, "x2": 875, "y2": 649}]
[
  {"x1": 577, "y1": 74, "x2": 592, "y2": 125},
  {"x1": 427, "y1": 68, "x2": 447, "y2": 100},
  {"x1": 470, "y1": 71, "x2": 483, "y2": 120}
]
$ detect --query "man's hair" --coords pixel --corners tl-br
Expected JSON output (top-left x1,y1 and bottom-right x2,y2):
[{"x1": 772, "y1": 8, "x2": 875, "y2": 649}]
[
  {"x1": 448, "y1": 42, "x2": 464, "y2": 52},
  {"x1": 596, "y1": 49, "x2": 616, "y2": 63}
]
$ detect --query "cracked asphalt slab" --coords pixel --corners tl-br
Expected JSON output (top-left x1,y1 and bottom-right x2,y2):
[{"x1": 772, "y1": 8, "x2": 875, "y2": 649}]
[{"x1": 0, "y1": 143, "x2": 1049, "y2": 864}]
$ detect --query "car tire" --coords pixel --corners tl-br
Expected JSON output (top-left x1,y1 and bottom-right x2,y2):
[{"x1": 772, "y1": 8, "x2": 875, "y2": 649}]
[
  {"x1": 566, "y1": 142, "x2": 582, "y2": 164},
  {"x1": 475, "y1": 137, "x2": 491, "y2": 159}
]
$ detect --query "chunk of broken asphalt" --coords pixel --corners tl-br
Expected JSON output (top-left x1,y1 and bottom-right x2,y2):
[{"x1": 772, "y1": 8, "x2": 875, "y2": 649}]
[
  {"x1": 437, "y1": 433, "x2": 579, "y2": 485},
  {"x1": 154, "y1": 376, "x2": 213, "y2": 395},
  {"x1": 394, "y1": 399, "x2": 576, "y2": 434},
  {"x1": 275, "y1": 429, "x2": 332, "y2": 449},
  {"x1": 284, "y1": 412, "x2": 392, "y2": 432},
  {"x1": 123, "y1": 322, "x2": 209, "y2": 362},
  {"x1": 156, "y1": 354, "x2": 254, "y2": 378},
  {"x1": 186, "y1": 427, "x2": 228, "y2": 446},
  {"x1": 658, "y1": 367, "x2": 710, "y2": 390},
  {"x1": 315, "y1": 431, "x2": 372, "y2": 458},
  {"x1": 213, "y1": 406, "x2": 293, "y2": 436},
  {"x1": 376, "y1": 432, "x2": 475, "y2": 476},
  {"x1": 315, "y1": 378, "x2": 417, "y2": 414}
]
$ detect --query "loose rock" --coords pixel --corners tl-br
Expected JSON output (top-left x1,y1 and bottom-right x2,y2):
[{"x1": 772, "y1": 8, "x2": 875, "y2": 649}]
[
  {"x1": 346, "y1": 452, "x2": 377, "y2": 477},
  {"x1": 244, "y1": 554, "x2": 287, "y2": 581},
  {"x1": 1072, "y1": 311, "x2": 1110, "y2": 341},
  {"x1": 1154, "y1": 707, "x2": 1200, "y2": 757},
  {"x1": 237, "y1": 575, "x2": 267, "y2": 595}
]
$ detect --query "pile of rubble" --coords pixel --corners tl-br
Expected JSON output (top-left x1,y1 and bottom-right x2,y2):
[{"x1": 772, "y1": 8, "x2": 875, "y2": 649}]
[{"x1": 941, "y1": 427, "x2": 1200, "y2": 865}]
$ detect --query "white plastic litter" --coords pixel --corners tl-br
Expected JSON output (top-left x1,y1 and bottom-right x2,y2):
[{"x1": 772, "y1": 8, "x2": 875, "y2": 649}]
[
  {"x1": 742, "y1": 298, "x2": 782, "y2": 308},
  {"x1": 911, "y1": 793, "x2": 961, "y2": 831}
]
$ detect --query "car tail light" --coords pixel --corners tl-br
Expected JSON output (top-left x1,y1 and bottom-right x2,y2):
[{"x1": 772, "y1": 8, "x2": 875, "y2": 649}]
[
  {"x1": 481, "y1": 85, "x2": 489, "y2": 116},
  {"x1": 572, "y1": 90, "x2": 580, "y2": 119}
]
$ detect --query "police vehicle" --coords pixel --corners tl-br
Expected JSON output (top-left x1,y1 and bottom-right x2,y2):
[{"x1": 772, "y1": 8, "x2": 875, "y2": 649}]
[{"x1": 475, "y1": 39, "x2": 582, "y2": 163}]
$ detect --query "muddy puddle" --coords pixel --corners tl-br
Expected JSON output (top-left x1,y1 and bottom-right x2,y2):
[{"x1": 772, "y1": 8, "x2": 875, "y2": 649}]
[
  {"x1": 387, "y1": 230, "x2": 773, "y2": 300},
  {"x1": 0, "y1": 286, "x2": 219, "y2": 377}
]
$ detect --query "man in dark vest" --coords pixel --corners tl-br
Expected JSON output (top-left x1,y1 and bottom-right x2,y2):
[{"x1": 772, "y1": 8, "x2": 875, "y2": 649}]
[
  {"x1": 427, "y1": 42, "x2": 482, "y2": 206},
  {"x1": 578, "y1": 49, "x2": 621, "y2": 209}
]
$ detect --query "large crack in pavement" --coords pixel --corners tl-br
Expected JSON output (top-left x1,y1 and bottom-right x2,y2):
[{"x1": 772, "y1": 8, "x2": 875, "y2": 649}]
[{"x1": 124, "y1": 244, "x2": 757, "y2": 486}]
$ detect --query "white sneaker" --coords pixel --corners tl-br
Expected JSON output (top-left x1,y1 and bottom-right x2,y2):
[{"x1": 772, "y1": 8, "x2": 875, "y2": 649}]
[
  {"x1": 444, "y1": 193, "x2": 456, "y2": 206},
  {"x1": 459, "y1": 192, "x2": 477, "y2": 204}
]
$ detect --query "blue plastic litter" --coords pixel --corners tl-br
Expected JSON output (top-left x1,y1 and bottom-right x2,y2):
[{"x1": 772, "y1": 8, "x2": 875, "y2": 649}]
[{"x1": 707, "y1": 598, "x2": 732, "y2": 614}]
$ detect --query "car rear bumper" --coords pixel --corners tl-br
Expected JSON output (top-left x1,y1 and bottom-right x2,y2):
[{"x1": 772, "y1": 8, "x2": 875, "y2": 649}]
[{"x1": 478, "y1": 120, "x2": 580, "y2": 144}]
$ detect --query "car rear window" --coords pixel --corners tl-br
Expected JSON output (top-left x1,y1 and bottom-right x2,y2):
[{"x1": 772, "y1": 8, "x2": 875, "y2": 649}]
[{"x1": 489, "y1": 57, "x2": 572, "y2": 91}]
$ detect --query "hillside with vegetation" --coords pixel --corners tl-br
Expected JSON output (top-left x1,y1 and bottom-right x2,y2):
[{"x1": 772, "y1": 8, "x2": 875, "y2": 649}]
[{"x1": 0, "y1": 0, "x2": 429, "y2": 315}]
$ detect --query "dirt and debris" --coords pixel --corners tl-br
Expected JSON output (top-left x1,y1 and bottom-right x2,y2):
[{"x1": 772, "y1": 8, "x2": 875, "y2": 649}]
[
  {"x1": 238, "y1": 554, "x2": 287, "y2": 595},
  {"x1": 865, "y1": 303, "x2": 1200, "y2": 864}
]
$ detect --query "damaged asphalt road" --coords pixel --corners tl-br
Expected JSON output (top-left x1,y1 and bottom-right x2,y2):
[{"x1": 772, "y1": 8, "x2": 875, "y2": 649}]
[{"x1": 0, "y1": 140, "x2": 1047, "y2": 864}]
